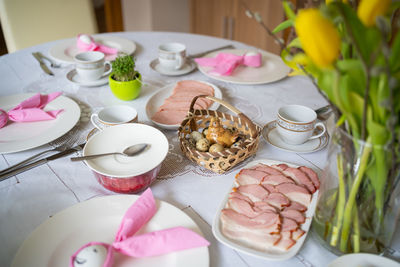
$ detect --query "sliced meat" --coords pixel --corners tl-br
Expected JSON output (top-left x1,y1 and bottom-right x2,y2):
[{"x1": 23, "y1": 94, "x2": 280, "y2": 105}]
[
  {"x1": 221, "y1": 224, "x2": 281, "y2": 251},
  {"x1": 292, "y1": 228, "x2": 305, "y2": 241},
  {"x1": 159, "y1": 101, "x2": 203, "y2": 111},
  {"x1": 265, "y1": 192, "x2": 291, "y2": 209},
  {"x1": 284, "y1": 201, "x2": 308, "y2": 212},
  {"x1": 298, "y1": 166, "x2": 320, "y2": 189},
  {"x1": 227, "y1": 197, "x2": 262, "y2": 218},
  {"x1": 282, "y1": 167, "x2": 316, "y2": 193},
  {"x1": 275, "y1": 183, "x2": 312, "y2": 207},
  {"x1": 251, "y1": 163, "x2": 283, "y2": 175},
  {"x1": 272, "y1": 163, "x2": 289, "y2": 171},
  {"x1": 173, "y1": 80, "x2": 215, "y2": 95},
  {"x1": 281, "y1": 217, "x2": 298, "y2": 232},
  {"x1": 151, "y1": 110, "x2": 187, "y2": 125},
  {"x1": 236, "y1": 184, "x2": 269, "y2": 202},
  {"x1": 235, "y1": 168, "x2": 268, "y2": 185},
  {"x1": 221, "y1": 209, "x2": 280, "y2": 233},
  {"x1": 280, "y1": 209, "x2": 306, "y2": 224},
  {"x1": 261, "y1": 174, "x2": 295, "y2": 186},
  {"x1": 253, "y1": 201, "x2": 278, "y2": 213},
  {"x1": 229, "y1": 191, "x2": 253, "y2": 203},
  {"x1": 274, "y1": 231, "x2": 296, "y2": 251}
]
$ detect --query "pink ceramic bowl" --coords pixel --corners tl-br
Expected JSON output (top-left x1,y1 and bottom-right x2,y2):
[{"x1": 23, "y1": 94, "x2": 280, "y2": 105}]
[{"x1": 83, "y1": 123, "x2": 168, "y2": 193}]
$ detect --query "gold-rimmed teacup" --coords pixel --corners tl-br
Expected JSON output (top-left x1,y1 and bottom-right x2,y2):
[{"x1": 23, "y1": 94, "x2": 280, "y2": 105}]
[{"x1": 276, "y1": 104, "x2": 326, "y2": 145}]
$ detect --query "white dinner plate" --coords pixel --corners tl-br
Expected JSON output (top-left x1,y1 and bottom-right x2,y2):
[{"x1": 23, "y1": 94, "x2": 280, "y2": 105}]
[
  {"x1": 212, "y1": 159, "x2": 319, "y2": 261},
  {"x1": 262, "y1": 120, "x2": 329, "y2": 154},
  {"x1": 197, "y1": 49, "x2": 291, "y2": 85},
  {"x1": 145, "y1": 80, "x2": 222, "y2": 130},
  {"x1": 0, "y1": 94, "x2": 80, "y2": 153},
  {"x1": 328, "y1": 253, "x2": 400, "y2": 267},
  {"x1": 49, "y1": 36, "x2": 136, "y2": 64},
  {"x1": 12, "y1": 194, "x2": 209, "y2": 267}
]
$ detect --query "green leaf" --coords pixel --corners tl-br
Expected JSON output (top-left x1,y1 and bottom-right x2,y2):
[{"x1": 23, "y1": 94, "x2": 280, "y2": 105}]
[
  {"x1": 287, "y1": 37, "x2": 301, "y2": 49},
  {"x1": 332, "y1": 3, "x2": 381, "y2": 65},
  {"x1": 282, "y1": 0, "x2": 296, "y2": 20},
  {"x1": 336, "y1": 59, "x2": 366, "y2": 96},
  {"x1": 272, "y1": 19, "x2": 293, "y2": 34},
  {"x1": 389, "y1": 32, "x2": 400, "y2": 72}
]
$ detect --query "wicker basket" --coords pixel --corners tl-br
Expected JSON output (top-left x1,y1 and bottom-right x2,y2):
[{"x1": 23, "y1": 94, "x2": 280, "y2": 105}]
[{"x1": 178, "y1": 95, "x2": 261, "y2": 174}]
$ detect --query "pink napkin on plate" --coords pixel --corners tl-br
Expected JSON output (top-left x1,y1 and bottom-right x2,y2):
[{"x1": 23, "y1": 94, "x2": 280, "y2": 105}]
[
  {"x1": 70, "y1": 188, "x2": 209, "y2": 267},
  {"x1": 0, "y1": 92, "x2": 64, "y2": 129},
  {"x1": 195, "y1": 51, "x2": 262, "y2": 76},
  {"x1": 77, "y1": 34, "x2": 118, "y2": 55}
]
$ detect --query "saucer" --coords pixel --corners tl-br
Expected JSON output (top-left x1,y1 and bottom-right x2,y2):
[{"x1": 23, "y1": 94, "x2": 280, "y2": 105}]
[
  {"x1": 262, "y1": 120, "x2": 329, "y2": 153},
  {"x1": 150, "y1": 58, "x2": 196, "y2": 76},
  {"x1": 66, "y1": 66, "x2": 110, "y2": 87}
]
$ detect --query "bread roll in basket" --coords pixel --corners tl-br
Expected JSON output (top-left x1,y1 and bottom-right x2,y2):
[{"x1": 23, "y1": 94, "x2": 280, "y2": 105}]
[{"x1": 178, "y1": 95, "x2": 261, "y2": 174}]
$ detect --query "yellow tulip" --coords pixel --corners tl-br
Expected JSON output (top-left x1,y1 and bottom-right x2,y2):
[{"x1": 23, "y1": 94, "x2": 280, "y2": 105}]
[
  {"x1": 357, "y1": 0, "x2": 391, "y2": 27},
  {"x1": 295, "y1": 9, "x2": 340, "y2": 67}
]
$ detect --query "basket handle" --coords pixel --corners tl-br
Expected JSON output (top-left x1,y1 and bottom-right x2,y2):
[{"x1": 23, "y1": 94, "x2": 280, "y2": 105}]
[{"x1": 189, "y1": 95, "x2": 258, "y2": 138}]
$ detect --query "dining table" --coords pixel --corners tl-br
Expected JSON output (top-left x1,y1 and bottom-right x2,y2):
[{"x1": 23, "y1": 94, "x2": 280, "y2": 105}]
[{"x1": 0, "y1": 31, "x2": 399, "y2": 267}]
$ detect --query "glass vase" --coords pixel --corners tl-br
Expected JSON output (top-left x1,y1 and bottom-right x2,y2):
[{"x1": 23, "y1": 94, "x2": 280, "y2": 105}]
[{"x1": 312, "y1": 127, "x2": 400, "y2": 255}]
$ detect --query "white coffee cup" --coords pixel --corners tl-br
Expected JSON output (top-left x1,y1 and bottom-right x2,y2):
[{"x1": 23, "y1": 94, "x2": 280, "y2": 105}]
[
  {"x1": 276, "y1": 105, "x2": 326, "y2": 145},
  {"x1": 91, "y1": 105, "x2": 138, "y2": 130},
  {"x1": 74, "y1": 51, "x2": 112, "y2": 81},
  {"x1": 158, "y1": 42, "x2": 186, "y2": 70}
]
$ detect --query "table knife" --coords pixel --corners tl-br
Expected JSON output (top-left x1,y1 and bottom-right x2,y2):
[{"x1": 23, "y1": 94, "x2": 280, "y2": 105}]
[
  {"x1": 0, "y1": 143, "x2": 85, "y2": 182},
  {"x1": 188, "y1": 44, "x2": 235, "y2": 58},
  {"x1": 32, "y1": 52, "x2": 54, "y2": 76}
]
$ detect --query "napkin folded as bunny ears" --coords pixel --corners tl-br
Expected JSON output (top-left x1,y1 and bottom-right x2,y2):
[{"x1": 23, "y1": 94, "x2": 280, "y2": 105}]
[
  {"x1": 77, "y1": 34, "x2": 118, "y2": 55},
  {"x1": 70, "y1": 189, "x2": 210, "y2": 267},
  {"x1": 0, "y1": 92, "x2": 64, "y2": 129},
  {"x1": 194, "y1": 51, "x2": 262, "y2": 76}
]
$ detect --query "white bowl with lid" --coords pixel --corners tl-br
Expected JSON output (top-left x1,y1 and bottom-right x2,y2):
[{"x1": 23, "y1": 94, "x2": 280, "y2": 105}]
[{"x1": 83, "y1": 123, "x2": 168, "y2": 193}]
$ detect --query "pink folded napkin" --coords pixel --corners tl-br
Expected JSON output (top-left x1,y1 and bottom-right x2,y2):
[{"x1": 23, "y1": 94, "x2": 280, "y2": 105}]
[
  {"x1": 0, "y1": 92, "x2": 64, "y2": 129},
  {"x1": 77, "y1": 34, "x2": 118, "y2": 55},
  {"x1": 70, "y1": 188, "x2": 209, "y2": 267},
  {"x1": 195, "y1": 51, "x2": 262, "y2": 76}
]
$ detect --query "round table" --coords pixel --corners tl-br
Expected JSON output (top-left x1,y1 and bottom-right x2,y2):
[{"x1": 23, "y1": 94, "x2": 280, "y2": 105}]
[{"x1": 0, "y1": 32, "x2": 399, "y2": 267}]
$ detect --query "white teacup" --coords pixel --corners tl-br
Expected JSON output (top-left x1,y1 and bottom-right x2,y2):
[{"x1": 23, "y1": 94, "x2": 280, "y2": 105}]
[
  {"x1": 276, "y1": 105, "x2": 326, "y2": 145},
  {"x1": 158, "y1": 42, "x2": 186, "y2": 70},
  {"x1": 91, "y1": 105, "x2": 138, "y2": 130},
  {"x1": 74, "y1": 51, "x2": 112, "y2": 81}
]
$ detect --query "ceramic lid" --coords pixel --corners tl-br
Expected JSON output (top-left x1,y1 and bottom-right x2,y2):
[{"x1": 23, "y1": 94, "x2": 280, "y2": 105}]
[{"x1": 83, "y1": 123, "x2": 168, "y2": 177}]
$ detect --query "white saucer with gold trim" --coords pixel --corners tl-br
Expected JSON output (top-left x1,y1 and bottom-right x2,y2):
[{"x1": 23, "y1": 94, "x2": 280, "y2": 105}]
[{"x1": 262, "y1": 120, "x2": 329, "y2": 153}]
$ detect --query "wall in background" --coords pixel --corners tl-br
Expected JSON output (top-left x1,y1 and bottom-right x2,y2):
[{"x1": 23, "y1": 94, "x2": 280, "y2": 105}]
[{"x1": 121, "y1": 0, "x2": 190, "y2": 32}]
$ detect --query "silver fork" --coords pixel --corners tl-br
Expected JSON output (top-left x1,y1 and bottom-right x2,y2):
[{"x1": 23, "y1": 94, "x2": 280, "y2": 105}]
[
  {"x1": 0, "y1": 128, "x2": 80, "y2": 175},
  {"x1": 36, "y1": 52, "x2": 61, "y2": 68}
]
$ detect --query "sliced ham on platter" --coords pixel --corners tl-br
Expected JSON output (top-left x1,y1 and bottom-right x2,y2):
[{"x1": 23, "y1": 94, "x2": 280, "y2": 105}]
[
  {"x1": 218, "y1": 161, "x2": 320, "y2": 254},
  {"x1": 151, "y1": 80, "x2": 215, "y2": 125}
]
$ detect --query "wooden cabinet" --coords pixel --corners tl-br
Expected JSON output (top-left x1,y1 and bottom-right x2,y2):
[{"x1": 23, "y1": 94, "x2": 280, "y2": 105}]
[{"x1": 190, "y1": 0, "x2": 284, "y2": 55}]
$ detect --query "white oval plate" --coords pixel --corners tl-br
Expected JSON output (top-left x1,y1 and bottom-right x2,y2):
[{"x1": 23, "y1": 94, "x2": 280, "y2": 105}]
[
  {"x1": 49, "y1": 36, "x2": 136, "y2": 64},
  {"x1": 197, "y1": 49, "x2": 291, "y2": 85},
  {"x1": 12, "y1": 194, "x2": 209, "y2": 267},
  {"x1": 0, "y1": 94, "x2": 80, "y2": 153},
  {"x1": 328, "y1": 253, "x2": 400, "y2": 267},
  {"x1": 212, "y1": 159, "x2": 319, "y2": 261},
  {"x1": 145, "y1": 80, "x2": 222, "y2": 130},
  {"x1": 262, "y1": 120, "x2": 329, "y2": 154}
]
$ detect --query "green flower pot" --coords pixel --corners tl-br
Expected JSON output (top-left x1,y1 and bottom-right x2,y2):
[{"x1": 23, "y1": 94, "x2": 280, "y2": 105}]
[{"x1": 109, "y1": 73, "x2": 142, "y2": 101}]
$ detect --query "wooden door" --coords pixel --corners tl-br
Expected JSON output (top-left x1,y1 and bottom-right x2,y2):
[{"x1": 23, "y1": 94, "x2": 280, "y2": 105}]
[
  {"x1": 190, "y1": 0, "x2": 234, "y2": 39},
  {"x1": 233, "y1": 0, "x2": 284, "y2": 54}
]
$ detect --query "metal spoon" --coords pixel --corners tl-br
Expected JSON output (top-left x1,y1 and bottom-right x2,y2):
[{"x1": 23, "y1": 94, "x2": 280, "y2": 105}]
[{"x1": 70, "y1": 143, "x2": 149, "y2": 162}]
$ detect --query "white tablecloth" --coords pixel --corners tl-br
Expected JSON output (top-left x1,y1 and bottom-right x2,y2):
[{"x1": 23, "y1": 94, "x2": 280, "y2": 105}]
[{"x1": 0, "y1": 32, "x2": 399, "y2": 267}]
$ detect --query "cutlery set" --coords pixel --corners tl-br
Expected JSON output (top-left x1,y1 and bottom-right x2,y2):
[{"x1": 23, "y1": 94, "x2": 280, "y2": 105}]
[{"x1": 32, "y1": 52, "x2": 59, "y2": 76}]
